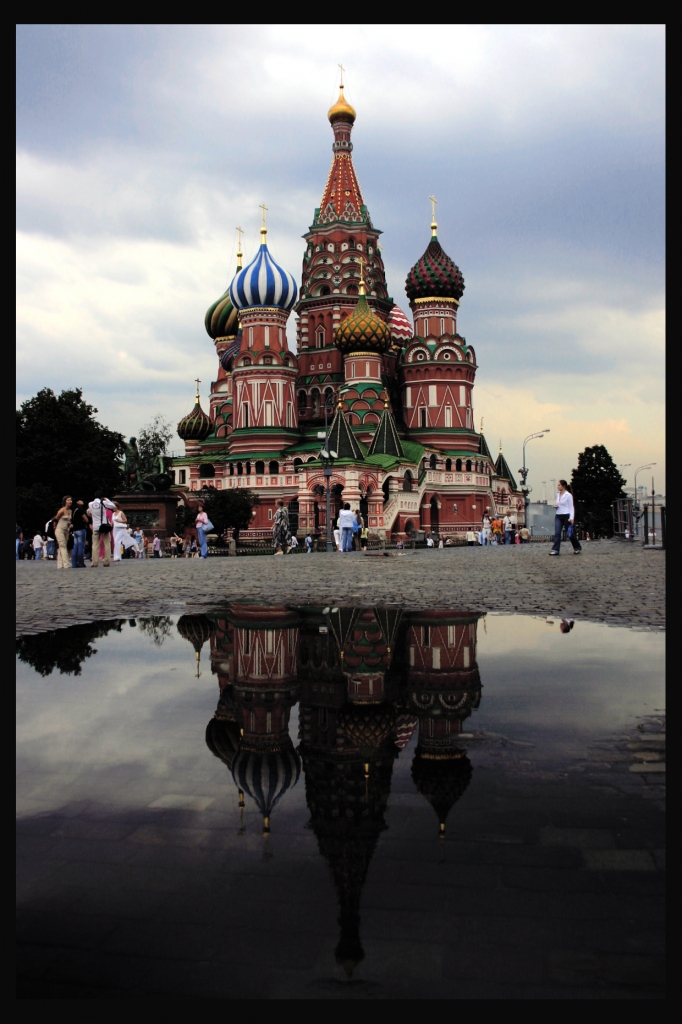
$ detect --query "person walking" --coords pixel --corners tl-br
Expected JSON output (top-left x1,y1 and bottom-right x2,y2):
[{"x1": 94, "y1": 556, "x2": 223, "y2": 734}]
[
  {"x1": 466, "y1": 529, "x2": 476, "y2": 546},
  {"x1": 195, "y1": 503, "x2": 210, "y2": 559},
  {"x1": 272, "y1": 499, "x2": 291, "y2": 555},
  {"x1": 54, "y1": 496, "x2": 73, "y2": 569},
  {"x1": 32, "y1": 531, "x2": 44, "y2": 560},
  {"x1": 503, "y1": 513, "x2": 513, "y2": 545},
  {"x1": 426, "y1": 535, "x2": 434, "y2": 549},
  {"x1": 16, "y1": 524, "x2": 23, "y2": 560},
  {"x1": 338, "y1": 503, "x2": 355, "y2": 552},
  {"x1": 333, "y1": 516, "x2": 341, "y2": 551},
  {"x1": 519, "y1": 525, "x2": 530, "y2": 544},
  {"x1": 45, "y1": 518, "x2": 57, "y2": 559},
  {"x1": 71, "y1": 500, "x2": 89, "y2": 567},
  {"x1": 88, "y1": 492, "x2": 116, "y2": 567},
  {"x1": 112, "y1": 505, "x2": 138, "y2": 561},
  {"x1": 305, "y1": 533, "x2": 313, "y2": 553},
  {"x1": 438, "y1": 536, "x2": 444, "y2": 549},
  {"x1": 183, "y1": 536, "x2": 191, "y2": 558},
  {"x1": 482, "y1": 514, "x2": 491, "y2": 546},
  {"x1": 549, "y1": 480, "x2": 582, "y2": 556},
  {"x1": 360, "y1": 524, "x2": 369, "y2": 551},
  {"x1": 289, "y1": 534, "x2": 299, "y2": 552},
  {"x1": 170, "y1": 534, "x2": 179, "y2": 558},
  {"x1": 152, "y1": 534, "x2": 161, "y2": 558}
]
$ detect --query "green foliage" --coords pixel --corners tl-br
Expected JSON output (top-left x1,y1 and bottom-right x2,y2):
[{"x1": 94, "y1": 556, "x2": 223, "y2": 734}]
[
  {"x1": 200, "y1": 487, "x2": 259, "y2": 540},
  {"x1": 16, "y1": 620, "x2": 124, "y2": 677},
  {"x1": 16, "y1": 388, "x2": 125, "y2": 535},
  {"x1": 137, "y1": 413, "x2": 173, "y2": 463},
  {"x1": 571, "y1": 444, "x2": 626, "y2": 538},
  {"x1": 136, "y1": 616, "x2": 173, "y2": 646}
]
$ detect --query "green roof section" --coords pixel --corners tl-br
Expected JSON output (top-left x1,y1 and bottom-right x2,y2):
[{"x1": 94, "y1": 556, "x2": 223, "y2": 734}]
[
  {"x1": 400, "y1": 440, "x2": 426, "y2": 465},
  {"x1": 327, "y1": 405, "x2": 364, "y2": 461},
  {"x1": 367, "y1": 402, "x2": 404, "y2": 459},
  {"x1": 495, "y1": 451, "x2": 518, "y2": 490},
  {"x1": 478, "y1": 433, "x2": 493, "y2": 460}
]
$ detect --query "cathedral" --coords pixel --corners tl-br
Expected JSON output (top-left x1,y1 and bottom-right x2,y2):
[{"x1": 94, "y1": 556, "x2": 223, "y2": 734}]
[{"x1": 173, "y1": 84, "x2": 523, "y2": 541}]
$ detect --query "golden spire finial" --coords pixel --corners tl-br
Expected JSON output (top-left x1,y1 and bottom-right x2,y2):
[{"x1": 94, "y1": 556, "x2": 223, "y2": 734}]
[
  {"x1": 382, "y1": 388, "x2": 389, "y2": 408},
  {"x1": 499, "y1": 439, "x2": 503, "y2": 453},
  {"x1": 357, "y1": 255, "x2": 366, "y2": 296},
  {"x1": 195, "y1": 378, "x2": 201, "y2": 399},
  {"x1": 259, "y1": 204, "x2": 268, "y2": 241},
  {"x1": 480, "y1": 417, "x2": 484, "y2": 434},
  {"x1": 429, "y1": 195, "x2": 438, "y2": 237},
  {"x1": 338, "y1": 63, "x2": 345, "y2": 86},
  {"x1": 236, "y1": 226, "x2": 244, "y2": 269}
]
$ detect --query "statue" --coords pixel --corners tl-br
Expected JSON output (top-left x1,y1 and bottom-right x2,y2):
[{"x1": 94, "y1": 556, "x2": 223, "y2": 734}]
[{"x1": 122, "y1": 437, "x2": 173, "y2": 492}]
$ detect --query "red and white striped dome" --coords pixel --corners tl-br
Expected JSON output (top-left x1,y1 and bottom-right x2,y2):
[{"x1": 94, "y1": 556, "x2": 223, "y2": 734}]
[{"x1": 389, "y1": 304, "x2": 413, "y2": 344}]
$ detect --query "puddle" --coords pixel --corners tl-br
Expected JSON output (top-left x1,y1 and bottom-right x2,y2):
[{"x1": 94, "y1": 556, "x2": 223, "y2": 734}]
[{"x1": 16, "y1": 607, "x2": 665, "y2": 998}]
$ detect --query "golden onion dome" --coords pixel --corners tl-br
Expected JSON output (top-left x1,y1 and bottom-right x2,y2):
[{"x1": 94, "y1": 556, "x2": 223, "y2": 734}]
[
  {"x1": 334, "y1": 275, "x2": 391, "y2": 354},
  {"x1": 328, "y1": 84, "x2": 356, "y2": 125}
]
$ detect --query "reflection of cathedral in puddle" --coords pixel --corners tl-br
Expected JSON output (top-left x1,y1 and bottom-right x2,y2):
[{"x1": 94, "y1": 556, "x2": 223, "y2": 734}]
[{"x1": 194, "y1": 604, "x2": 482, "y2": 975}]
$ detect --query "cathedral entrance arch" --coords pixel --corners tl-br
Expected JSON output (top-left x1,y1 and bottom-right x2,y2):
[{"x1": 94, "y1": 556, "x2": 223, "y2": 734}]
[{"x1": 430, "y1": 496, "x2": 440, "y2": 533}]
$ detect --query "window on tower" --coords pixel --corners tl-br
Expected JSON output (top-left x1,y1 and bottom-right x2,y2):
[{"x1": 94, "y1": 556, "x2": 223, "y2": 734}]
[
  {"x1": 269, "y1": 461, "x2": 279, "y2": 475},
  {"x1": 445, "y1": 459, "x2": 452, "y2": 471},
  {"x1": 420, "y1": 408, "x2": 427, "y2": 428},
  {"x1": 456, "y1": 459, "x2": 462, "y2": 472},
  {"x1": 316, "y1": 327, "x2": 325, "y2": 348},
  {"x1": 430, "y1": 455, "x2": 437, "y2": 470},
  {"x1": 255, "y1": 461, "x2": 265, "y2": 475},
  {"x1": 466, "y1": 460, "x2": 472, "y2": 472},
  {"x1": 320, "y1": 286, "x2": 330, "y2": 296}
]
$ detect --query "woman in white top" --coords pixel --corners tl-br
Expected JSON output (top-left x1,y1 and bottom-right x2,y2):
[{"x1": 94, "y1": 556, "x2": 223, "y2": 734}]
[
  {"x1": 112, "y1": 506, "x2": 139, "y2": 560},
  {"x1": 549, "y1": 480, "x2": 582, "y2": 555}
]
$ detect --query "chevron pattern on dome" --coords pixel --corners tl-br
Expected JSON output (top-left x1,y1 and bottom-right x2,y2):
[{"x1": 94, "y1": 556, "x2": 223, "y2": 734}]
[
  {"x1": 334, "y1": 295, "x2": 391, "y2": 354},
  {"x1": 205, "y1": 290, "x2": 239, "y2": 340},
  {"x1": 220, "y1": 333, "x2": 242, "y2": 373},
  {"x1": 389, "y1": 304, "x2": 413, "y2": 344},
  {"x1": 177, "y1": 397, "x2": 212, "y2": 442},
  {"x1": 367, "y1": 402, "x2": 404, "y2": 459},
  {"x1": 229, "y1": 243, "x2": 297, "y2": 311},
  {"x1": 405, "y1": 237, "x2": 465, "y2": 302}
]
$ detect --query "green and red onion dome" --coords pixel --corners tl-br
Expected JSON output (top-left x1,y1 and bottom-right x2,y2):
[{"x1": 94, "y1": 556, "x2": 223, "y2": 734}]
[
  {"x1": 177, "y1": 397, "x2": 212, "y2": 442},
  {"x1": 205, "y1": 290, "x2": 240, "y2": 340},
  {"x1": 334, "y1": 293, "x2": 391, "y2": 354},
  {"x1": 405, "y1": 237, "x2": 465, "y2": 302}
]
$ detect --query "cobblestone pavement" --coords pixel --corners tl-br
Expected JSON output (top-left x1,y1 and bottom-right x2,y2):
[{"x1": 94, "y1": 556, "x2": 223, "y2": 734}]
[{"x1": 16, "y1": 540, "x2": 664, "y2": 637}]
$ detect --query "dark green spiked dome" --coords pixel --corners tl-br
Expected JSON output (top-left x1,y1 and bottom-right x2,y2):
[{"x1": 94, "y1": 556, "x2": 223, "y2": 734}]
[{"x1": 205, "y1": 289, "x2": 239, "y2": 340}]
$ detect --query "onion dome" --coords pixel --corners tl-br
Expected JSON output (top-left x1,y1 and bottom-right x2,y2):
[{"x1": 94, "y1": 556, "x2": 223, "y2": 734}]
[
  {"x1": 411, "y1": 750, "x2": 472, "y2": 837},
  {"x1": 334, "y1": 275, "x2": 391, "y2": 354},
  {"x1": 177, "y1": 385, "x2": 212, "y2": 442},
  {"x1": 205, "y1": 290, "x2": 239, "y2": 340},
  {"x1": 229, "y1": 224, "x2": 297, "y2": 311},
  {"x1": 220, "y1": 333, "x2": 242, "y2": 374},
  {"x1": 231, "y1": 742, "x2": 301, "y2": 833},
  {"x1": 389, "y1": 304, "x2": 413, "y2": 345},
  {"x1": 205, "y1": 716, "x2": 241, "y2": 771},
  {"x1": 394, "y1": 712, "x2": 418, "y2": 751},
  {"x1": 337, "y1": 702, "x2": 395, "y2": 759},
  {"x1": 328, "y1": 83, "x2": 356, "y2": 125},
  {"x1": 405, "y1": 236, "x2": 465, "y2": 303},
  {"x1": 177, "y1": 613, "x2": 214, "y2": 652}
]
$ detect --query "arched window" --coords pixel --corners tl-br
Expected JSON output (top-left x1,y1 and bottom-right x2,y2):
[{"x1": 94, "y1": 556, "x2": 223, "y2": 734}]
[
  {"x1": 347, "y1": 284, "x2": 358, "y2": 295},
  {"x1": 403, "y1": 470, "x2": 413, "y2": 493},
  {"x1": 242, "y1": 357, "x2": 251, "y2": 366},
  {"x1": 293, "y1": 457, "x2": 303, "y2": 469},
  {"x1": 245, "y1": 461, "x2": 252, "y2": 475},
  {"x1": 445, "y1": 459, "x2": 452, "y2": 472},
  {"x1": 456, "y1": 459, "x2": 462, "y2": 472},
  {"x1": 466, "y1": 460, "x2": 472, "y2": 472},
  {"x1": 324, "y1": 387, "x2": 334, "y2": 411},
  {"x1": 430, "y1": 455, "x2": 437, "y2": 470},
  {"x1": 199, "y1": 463, "x2": 215, "y2": 478},
  {"x1": 307, "y1": 456, "x2": 316, "y2": 464},
  {"x1": 348, "y1": 237, "x2": 356, "y2": 249},
  {"x1": 229, "y1": 463, "x2": 234, "y2": 476},
  {"x1": 255, "y1": 461, "x2": 265, "y2": 475},
  {"x1": 404, "y1": 519, "x2": 415, "y2": 535},
  {"x1": 316, "y1": 326, "x2": 325, "y2": 348},
  {"x1": 269, "y1": 461, "x2": 279, "y2": 475},
  {"x1": 420, "y1": 408, "x2": 427, "y2": 428},
  {"x1": 311, "y1": 388, "x2": 321, "y2": 416},
  {"x1": 237, "y1": 462, "x2": 243, "y2": 476},
  {"x1": 320, "y1": 286, "x2": 330, "y2": 296},
  {"x1": 298, "y1": 390, "x2": 307, "y2": 413}
]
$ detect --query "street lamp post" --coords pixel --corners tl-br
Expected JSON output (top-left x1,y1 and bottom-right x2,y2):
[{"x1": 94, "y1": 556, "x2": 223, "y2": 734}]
[
  {"x1": 633, "y1": 464, "x2": 656, "y2": 538},
  {"x1": 517, "y1": 430, "x2": 550, "y2": 531},
  {"x1": 318, "y1": 392, "x2": 339, "y2": 552}
]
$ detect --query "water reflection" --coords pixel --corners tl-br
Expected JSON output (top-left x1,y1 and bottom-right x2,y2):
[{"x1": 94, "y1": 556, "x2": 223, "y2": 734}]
[{"x1": 196, "y1": 602, "x2": 483, "y2": 975}]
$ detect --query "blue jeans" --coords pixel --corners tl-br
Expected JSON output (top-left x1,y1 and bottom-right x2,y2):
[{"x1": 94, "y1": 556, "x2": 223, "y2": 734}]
[
  {"x1": 35, "y1": 548, "x2": 42, "y2": 559},
  {"x1": 552, "y1": 514, "x2": 582, "y2": 553},
  {"x1": 71, "y1": 529, "x2": 86, "y2": 567},
  {"x1": 342, "y1": 527, "x2": 354, "y2": 551},
  {"x1": 197, "y1": 528, "x2": 208, "y2": 558},
  {"x1": 505, "y1": 530, "x2": 512, "y2": 545}
]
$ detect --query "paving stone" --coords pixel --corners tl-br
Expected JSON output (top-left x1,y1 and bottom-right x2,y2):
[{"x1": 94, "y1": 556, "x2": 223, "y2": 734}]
[{"x1": 582, "y1": 849, "x2": 656, "y2": 871}]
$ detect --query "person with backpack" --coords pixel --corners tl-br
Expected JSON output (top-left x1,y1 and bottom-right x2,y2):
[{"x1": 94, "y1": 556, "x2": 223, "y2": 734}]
[
  {"x1": 338, "y1": 503, "x2": 355, "y2": 552},
  {"x1": 549, "y1": 480, "x2": 582, "y2": 555},
  {"x1": 88, "y1": 491, "x2": 116, "y2": 567}
]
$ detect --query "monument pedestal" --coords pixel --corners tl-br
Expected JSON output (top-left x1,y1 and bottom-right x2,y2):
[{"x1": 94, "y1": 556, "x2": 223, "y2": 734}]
[{"x1": 113, "y1": 492, "x2": 179, "y2": 538}]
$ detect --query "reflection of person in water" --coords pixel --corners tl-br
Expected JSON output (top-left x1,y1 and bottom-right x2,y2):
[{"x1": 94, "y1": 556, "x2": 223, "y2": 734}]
[{"x1": 559, "y1": 619, "x2": 575, "y2": 633}]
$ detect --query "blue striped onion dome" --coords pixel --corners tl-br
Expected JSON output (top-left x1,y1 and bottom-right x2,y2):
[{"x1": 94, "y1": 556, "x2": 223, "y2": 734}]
[
  {"x1": 220, "y1": 332, "x2": 243, "y2": 373},
  {"x1": 229, "y1": 240, "x2": 297, "y2": 311},
  {"x1": 205, "y1": 289, "x2": 239, "y2": 340},
  {"x1": 231, "y1": 743, "x2": 301, "y2": 824}
]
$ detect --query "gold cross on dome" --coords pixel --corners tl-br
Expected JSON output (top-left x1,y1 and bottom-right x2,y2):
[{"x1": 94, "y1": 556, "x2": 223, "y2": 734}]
[
  {"x1": 338, "y1": 63, "x2": 345, "y2": 86},
  {"x1": 195, "y1": 378, "x2": 201, "y2": 398},
  {"x1": 429, "y1": 195, "x2": 438, "y2": 220},
  {"x1": 236, "y1": 226, "x2": 244, "y2": 248},
  {"x1": 259, "y1": 204, "x2": 268, "y2": 228}
]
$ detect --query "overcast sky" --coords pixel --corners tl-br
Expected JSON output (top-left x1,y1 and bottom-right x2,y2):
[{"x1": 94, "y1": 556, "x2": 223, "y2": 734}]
[{"x1": 16, "y1": 24, "x2": 665, "y2": 494}]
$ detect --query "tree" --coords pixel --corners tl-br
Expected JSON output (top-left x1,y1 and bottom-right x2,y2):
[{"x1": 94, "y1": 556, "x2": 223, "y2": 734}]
[
  {"x1": 16, "y1": 388, "x2": 125, "y2": 535},
  {"x1": 199, "y1": 488, "x2": 259, "y2": 540},
  {"x1": 16, "y1": 620, "x2": 124, "y2": 677},
  {"x1": 137, "y1": 413, "x2": 173, "y2": 463},
  {"x1": 570, "y1": 444, "x2": 626, "y2": 538}
]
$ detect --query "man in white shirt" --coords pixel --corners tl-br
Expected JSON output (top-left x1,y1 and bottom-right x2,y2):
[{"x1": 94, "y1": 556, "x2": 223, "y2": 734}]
[
  {"x1": 338, "y1": 503, "x2": 356, "y2": 552},
  {"x1": 482, "y1": 515, "x2": 491, "y2": 546},
  {"x1": 88, "y1": 491, "x2": 116, "y2": 567},
  {"x1": 503, "y1": 514, "x2": 513, "y2": 545},
  {"x1": 33, "y1": 533, "x2": 44, "y2": 559},
  {"x1": 426, "y1": 535, "x2": 434, "y2": 548},
  {"x1": 289, "y1": 535, "x2": 298, "y2": 551}
]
